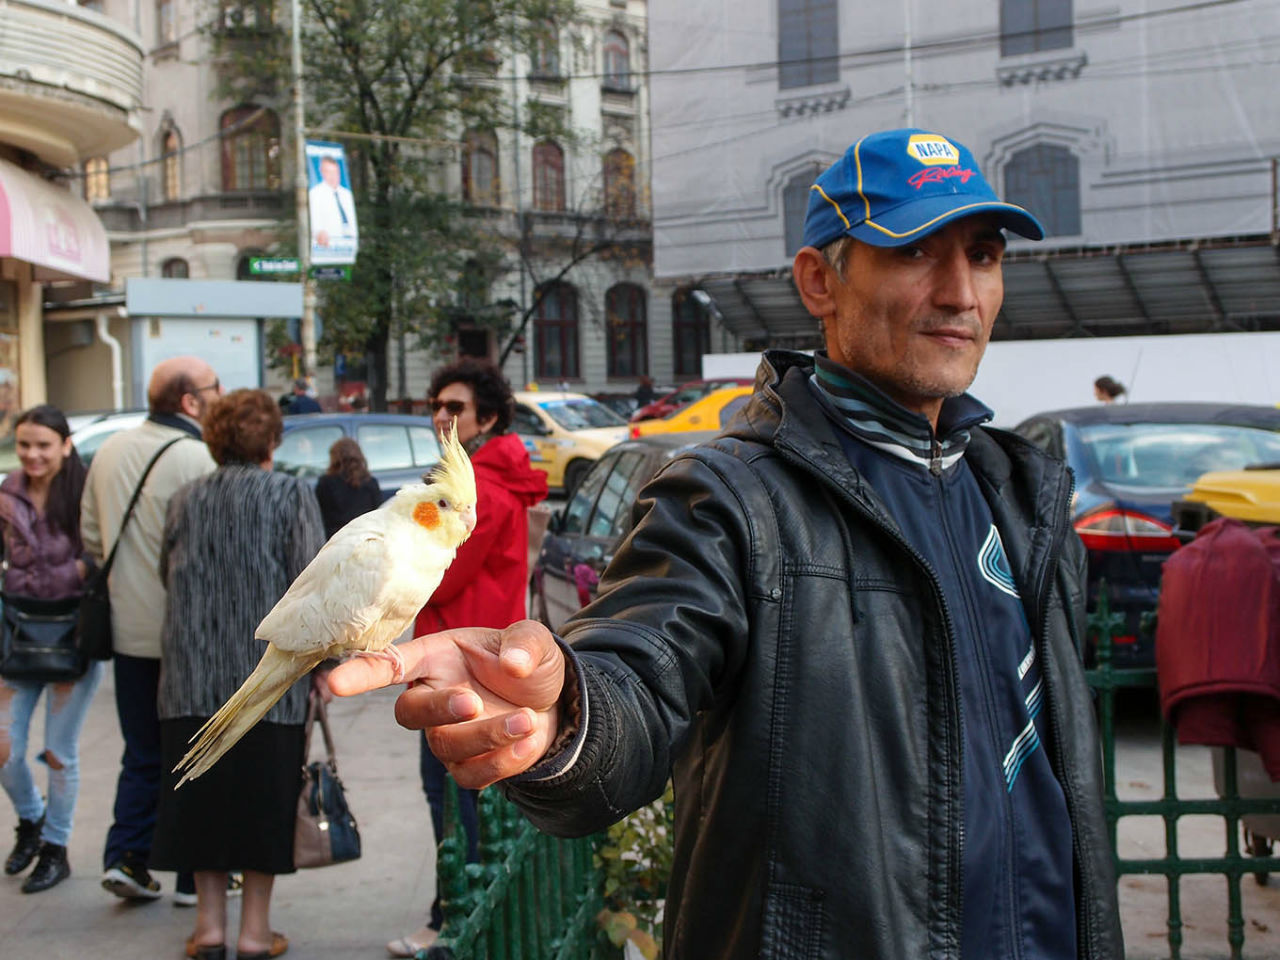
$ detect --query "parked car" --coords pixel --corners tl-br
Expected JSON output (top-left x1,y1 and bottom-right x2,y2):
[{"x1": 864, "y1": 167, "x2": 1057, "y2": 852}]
[
  {"x1": 1013, "y1": 402, "x2": 1280, "y2": 665},
  {"x1": 70, "y1": 410, "x2": 148, "y2": 465},
  {"x1": 629, "y1": 378, "x2": 754, "y2": 422},
  {"x1": 591, "y1": 392, "x2": 643, "y2": 420},
  {"x1": 511, "y1": 391, "x2": 630, "y2": 494},
  {"x1": 71, "y1": 409, "x2": 441, "y2": 499},
  {"x1": 629, "y1": 385, "x2": 753, "y2": 439},
  {"x1": 530, "y1": 432, "x2": 717, "y2": 631}
]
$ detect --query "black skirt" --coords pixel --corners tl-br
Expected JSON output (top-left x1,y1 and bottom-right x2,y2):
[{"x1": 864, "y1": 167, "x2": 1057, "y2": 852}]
[{"x1": 152, "y1": 717, "x2": 305, "y2": 875}]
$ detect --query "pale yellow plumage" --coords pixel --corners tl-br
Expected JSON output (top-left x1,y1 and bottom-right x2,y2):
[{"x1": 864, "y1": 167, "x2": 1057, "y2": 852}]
[{"x1": 174, "y1": 422, "x2": 477, "y2": 786}]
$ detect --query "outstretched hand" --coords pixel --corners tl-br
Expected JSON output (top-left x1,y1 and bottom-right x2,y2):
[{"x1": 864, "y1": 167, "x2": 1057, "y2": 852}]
[{"x1": 327, "y1": 620, "x2": 565, "y2": 788}]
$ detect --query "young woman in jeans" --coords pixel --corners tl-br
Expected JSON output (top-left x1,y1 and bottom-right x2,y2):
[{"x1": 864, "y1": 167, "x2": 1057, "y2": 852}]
[{"x1": 0, "y1": 405, "x2": 101, "y2": 893}]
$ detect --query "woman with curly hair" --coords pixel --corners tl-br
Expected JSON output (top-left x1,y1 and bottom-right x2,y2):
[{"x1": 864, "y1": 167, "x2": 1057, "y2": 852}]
[
  {"x1": 151, "y1": 389, "x2": 325, "y2": 960},
  {"x1": 0, "y1": 404, "x2": 99, "y2": 893},
  {"x1": 314, "y1": 437, "x2": 382, "y2": 539}
]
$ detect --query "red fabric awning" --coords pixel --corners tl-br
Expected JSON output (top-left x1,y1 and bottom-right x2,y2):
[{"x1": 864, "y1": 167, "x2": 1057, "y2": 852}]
[{"x1": 0, "y1": 158, "x2": 109, "y2": 283}]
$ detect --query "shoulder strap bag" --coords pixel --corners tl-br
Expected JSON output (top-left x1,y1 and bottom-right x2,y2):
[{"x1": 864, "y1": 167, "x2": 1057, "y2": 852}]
[
  {"x1": 77, "y1": 435, "x2": 190, "y2": 661},
  {"x1": 294, "y1": 690, "x2": 362, "y2": 868}
]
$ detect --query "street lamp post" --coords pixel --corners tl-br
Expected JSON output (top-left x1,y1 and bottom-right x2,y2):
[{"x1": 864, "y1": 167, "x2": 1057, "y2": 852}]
[{"x1": 291, "y1": 0, "x2": 317, "y2": 378}]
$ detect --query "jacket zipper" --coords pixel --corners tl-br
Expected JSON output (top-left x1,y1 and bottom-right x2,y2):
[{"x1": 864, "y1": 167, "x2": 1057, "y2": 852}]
[
  {"x1": 777, "y1": 443, "x2": 967, "y2": 954},
  {"x1": 1031, "y1": 466, "x2": 1094, "y2": 959}
]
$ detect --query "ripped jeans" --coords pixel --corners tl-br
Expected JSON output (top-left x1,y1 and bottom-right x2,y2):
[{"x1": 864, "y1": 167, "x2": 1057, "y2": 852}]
[{"x1": 0, "y1": 661, "x2": 104, "y2": 846}]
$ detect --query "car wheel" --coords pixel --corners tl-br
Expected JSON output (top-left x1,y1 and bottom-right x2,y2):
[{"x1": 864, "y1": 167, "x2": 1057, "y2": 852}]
[{"x1": 564, "y1": 459, "x2": 590, "y2": 496}]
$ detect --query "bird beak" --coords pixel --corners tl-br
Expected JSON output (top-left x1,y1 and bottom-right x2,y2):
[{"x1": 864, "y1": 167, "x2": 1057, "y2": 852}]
[{"x1": 461, "y1": 505, "x2": 477, "y2": 535}]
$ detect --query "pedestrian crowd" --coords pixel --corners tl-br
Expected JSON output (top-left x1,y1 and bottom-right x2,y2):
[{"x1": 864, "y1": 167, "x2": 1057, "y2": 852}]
[{"x1": 0, "y1": 354, "x2": 547, "y2": 960}]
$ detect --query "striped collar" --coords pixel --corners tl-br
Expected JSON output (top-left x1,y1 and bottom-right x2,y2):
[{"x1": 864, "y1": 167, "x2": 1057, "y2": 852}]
[{"x1": 810, "y1": 352, "x2": 993, "y2": 472}]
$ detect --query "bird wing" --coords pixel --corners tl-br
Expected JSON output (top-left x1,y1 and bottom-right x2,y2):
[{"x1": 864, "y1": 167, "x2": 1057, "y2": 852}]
[{"x1": 257, "y1": 514, "x2": 452, "y2": 657}]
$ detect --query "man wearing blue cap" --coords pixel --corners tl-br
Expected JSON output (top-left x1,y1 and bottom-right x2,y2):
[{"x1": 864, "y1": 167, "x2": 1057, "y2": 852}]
[{"x1": 329, "y1": 129, "x2": 1123, "y2": 960}]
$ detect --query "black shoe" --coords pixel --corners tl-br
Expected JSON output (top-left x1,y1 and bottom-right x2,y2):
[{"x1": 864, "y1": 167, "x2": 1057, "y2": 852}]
[
  {"x1": 102, "y1": 852, "x2": 162, "y2": 900},
  {"x1": 4, "y1": 814, "x2": 44, "y2": 875},
  {"x1": 22, "y1": 843, "x2": 69, "y2": 893}
]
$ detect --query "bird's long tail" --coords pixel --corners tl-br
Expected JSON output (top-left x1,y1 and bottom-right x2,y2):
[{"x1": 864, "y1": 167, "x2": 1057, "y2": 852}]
[{"x1": 174, "y1": 645, "x2": 321, "y2": 788}]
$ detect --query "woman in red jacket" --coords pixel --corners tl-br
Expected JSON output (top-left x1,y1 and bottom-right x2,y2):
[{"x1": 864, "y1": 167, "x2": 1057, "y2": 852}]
[{"x1": 388, "y1": 358, "x2": 547, "y2": 958}]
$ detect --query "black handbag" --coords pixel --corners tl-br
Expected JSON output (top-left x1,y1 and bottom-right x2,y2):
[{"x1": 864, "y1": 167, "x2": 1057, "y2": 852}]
[
  {"x1": 0, "y1": 593, "x2": 86, "y2": 683},
  {"x1": 294, "y1": 691, "x2": 362, "y2": 868},
  {"x1": 77, "y1": 435, "x2": 190, "y2": 661}
]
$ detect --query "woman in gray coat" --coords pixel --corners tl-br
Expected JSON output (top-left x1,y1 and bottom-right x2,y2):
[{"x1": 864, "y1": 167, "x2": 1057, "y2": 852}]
[{"x1": 152, "y1": 389, "x2": 324, "y2": 960}]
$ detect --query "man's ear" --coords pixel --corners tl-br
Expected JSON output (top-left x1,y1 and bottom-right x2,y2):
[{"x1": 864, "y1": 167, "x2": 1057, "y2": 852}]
[
  {"x1": 179, "y1": 391, "x2": 201, "y2": 419},
  {"x1": 793, "y1": 246, "x2": 838, "y2": 322}
]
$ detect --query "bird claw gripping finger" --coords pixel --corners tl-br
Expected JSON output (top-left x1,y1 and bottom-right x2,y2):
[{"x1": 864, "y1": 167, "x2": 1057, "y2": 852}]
[{"x1": 353, "y1": 644, "x2": 406, "y2": 684}]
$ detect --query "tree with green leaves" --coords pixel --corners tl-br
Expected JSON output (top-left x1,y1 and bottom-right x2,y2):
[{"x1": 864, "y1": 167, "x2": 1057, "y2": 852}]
[{"x1": 213, "y1": 0, "x2": 579, "y2": 409}]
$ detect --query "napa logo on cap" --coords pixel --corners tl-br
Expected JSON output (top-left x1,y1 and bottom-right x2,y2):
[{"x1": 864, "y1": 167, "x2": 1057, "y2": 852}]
[{"x1": 906, "y1": 134, "x2": 960, "y2": 167}]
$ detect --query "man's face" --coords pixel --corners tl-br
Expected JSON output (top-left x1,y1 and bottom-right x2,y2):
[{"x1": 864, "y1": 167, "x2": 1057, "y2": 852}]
[
  {"x1": 189, "y1": 364, "x2": 223, "y2": 422},
  {"x1": 824, "y1": 215, "x2": 1006, "y2": 419},
  {"x1": 320, "y1": 158, "x2": 341, "y2": 188}
]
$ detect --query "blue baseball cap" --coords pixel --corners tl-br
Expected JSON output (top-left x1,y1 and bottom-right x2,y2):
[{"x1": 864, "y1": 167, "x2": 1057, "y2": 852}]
[{"x1": 801, "y1": 128, "x2": 1045, "y2": 249}]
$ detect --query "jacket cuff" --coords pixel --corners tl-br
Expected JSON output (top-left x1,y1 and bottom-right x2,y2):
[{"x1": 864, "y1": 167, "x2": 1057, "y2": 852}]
[{"x1": 508, "y1": 636, "x2": 589, "y2": 783}]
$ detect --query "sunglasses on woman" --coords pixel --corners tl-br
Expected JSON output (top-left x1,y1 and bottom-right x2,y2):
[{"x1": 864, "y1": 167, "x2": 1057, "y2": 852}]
[{"x1": 429, "y1": 399, "x2": 468, "y2": 416}]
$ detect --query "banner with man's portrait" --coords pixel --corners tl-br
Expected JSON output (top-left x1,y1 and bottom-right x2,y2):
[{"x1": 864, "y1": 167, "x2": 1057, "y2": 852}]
[{"x1": 306, "y1": 141, "x2": 358, "y2": 266}]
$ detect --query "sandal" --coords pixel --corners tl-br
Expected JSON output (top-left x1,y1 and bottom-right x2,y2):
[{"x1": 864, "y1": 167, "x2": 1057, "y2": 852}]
[
  {"x1": 237, "y1": 931, "x2": 289, "y2": 959},
  {"x1": 184, "y1": 937, "x2": 226, "y2": 960}
]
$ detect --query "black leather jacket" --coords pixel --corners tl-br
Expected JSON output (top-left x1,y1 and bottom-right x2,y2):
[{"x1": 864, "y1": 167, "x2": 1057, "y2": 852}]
[{"x1": 508, "y1": 351, "x2": 1123, "y2": 960}]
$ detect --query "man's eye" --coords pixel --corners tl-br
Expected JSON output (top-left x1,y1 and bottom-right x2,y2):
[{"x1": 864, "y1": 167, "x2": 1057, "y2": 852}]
[{"x1": 899, "y1": 245, "x2": 924, "y2": 259}]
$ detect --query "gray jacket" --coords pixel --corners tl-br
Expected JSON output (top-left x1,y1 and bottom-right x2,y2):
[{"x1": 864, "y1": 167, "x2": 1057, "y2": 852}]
[
  {"x1": 157, "y1": 464, "x2": 323, "y2": 724},
  {"x1": 507, "y1": 351, "x2": 1123, "y2": 960}
]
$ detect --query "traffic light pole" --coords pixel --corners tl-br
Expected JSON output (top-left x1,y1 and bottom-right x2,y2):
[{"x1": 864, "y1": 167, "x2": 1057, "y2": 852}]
[{"x1": 291, "y1": 0, "x2": 317, "y2": 378}]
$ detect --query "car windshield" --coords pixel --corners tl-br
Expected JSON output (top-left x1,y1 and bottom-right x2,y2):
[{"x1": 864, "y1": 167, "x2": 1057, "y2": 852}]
[
  {"x1": 1078, "y1": 422, "x2": 1280, "y2": 489},
  {"x1": 539, "y1": 399, "x2": 625, "y2": 430}
]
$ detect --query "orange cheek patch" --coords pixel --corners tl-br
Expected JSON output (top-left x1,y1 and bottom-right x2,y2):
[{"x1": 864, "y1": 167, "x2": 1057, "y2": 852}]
[{"x1": 413, "y1": 502, "x2": 441, "y2": 529}]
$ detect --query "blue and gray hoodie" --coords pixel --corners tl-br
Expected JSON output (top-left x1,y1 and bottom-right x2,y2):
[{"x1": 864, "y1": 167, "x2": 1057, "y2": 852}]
[{"x1": 812, "y1": 354, "x2": 1077, "y2": 960}]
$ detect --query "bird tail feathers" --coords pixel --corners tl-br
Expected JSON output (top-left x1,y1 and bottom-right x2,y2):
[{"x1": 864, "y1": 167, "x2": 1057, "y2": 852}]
[{"x1": 173, "y1": 645, "x2": 320, "y2": 788}]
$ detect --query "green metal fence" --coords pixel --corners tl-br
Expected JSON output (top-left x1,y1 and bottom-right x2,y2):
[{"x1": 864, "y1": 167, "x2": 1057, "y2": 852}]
[
  {"x1": 425, "y1": 780, "x2": 603, "y2": 960},
  {"x1": 1087, "y1": 590, "x2": 1280, "y2": 959}
]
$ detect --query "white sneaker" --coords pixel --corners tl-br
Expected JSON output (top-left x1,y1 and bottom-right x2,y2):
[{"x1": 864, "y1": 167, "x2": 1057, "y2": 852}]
[
  {"x1": 172, "y1": 888, "x2": 198, "y2": 907},
  {"x1": 102, "y1": 859, "x2": 163, "y2": 901}
]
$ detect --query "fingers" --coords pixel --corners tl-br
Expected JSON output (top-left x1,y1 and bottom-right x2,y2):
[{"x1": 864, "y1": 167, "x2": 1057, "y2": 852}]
[
  {"x1": 420, "y1": 707, "x2": 557, "y2": 790},
  {"x1": 328, "y1": 628, "x2": 497, "y2": 697},
  {"x1": 327, "y1": 653, "x2": 400, "y2": 696},
  {"x1": 457, "y1": 620, "x2": 565, "y2": 710}
]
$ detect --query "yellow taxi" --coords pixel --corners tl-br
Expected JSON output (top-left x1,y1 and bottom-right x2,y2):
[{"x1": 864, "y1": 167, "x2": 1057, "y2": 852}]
[
  {"x1": 1174, "y1": 466, "x2": 1280, "y2": 535},
  {"x1": 512, "y1": 391, "x2": 630, "y2": 493},
  {"x1": 629, "y1": 385, "x2": 753, "y2": 439}
]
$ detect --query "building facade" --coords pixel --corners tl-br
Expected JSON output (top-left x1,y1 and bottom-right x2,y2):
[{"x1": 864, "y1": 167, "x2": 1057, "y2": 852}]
[
  {"x1": 647, "y1": 0, "x2": 1280, "y2": 352},
  {"x1": 0, "y1": 0, "x2": 142, "y2": 431},
  {"x1": 70, "y1": 0, "x2": 659, "y2": 412}
]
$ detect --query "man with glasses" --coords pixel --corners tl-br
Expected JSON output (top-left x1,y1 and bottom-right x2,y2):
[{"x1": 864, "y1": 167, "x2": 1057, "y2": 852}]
[{"x1": 81, "y1": 356, "x2": 221, "y2": 905}]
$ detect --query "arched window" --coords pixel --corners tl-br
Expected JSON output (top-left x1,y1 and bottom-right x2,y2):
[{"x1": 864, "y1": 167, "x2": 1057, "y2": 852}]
[
  {"x1": 602, "y1": 148, "x2": 636, "y2": 219},
  {"x1": 1001, "y1": 0, "x2": 1072, "y2": 56},
  {"x1": 534, "y1": 283, "x2": 579, "y2": 379},
  {"x1": 672, "y1": 288, "x2": 711, "y2": 377},
  {"x1": 602, "y1": 31, "x2": 631, "y2": 90},
  {"x1": 220, "y1": 106, "x2": 281, "y2": 191},
  {"x1": 161, "y1": 128, "x2": 182, "y2": 202},
  {"x1": 463, "y1": 130, "x2": 499, "y2": 206},
  {"x1": 1004, "y1": 144, "x2": 1080, "y2": 237},
  {"x1": 161, "y1": 257, "x2": 189, "y2": 278},
  {"x1": 157, "y1": 0, "x2": 177, "y2": 43},
  {"x1": 606, "y1": 284, "x2": 647, "y2": 377},
  {"x1": 782, "y1": 165, "x2": 822, "y2": 258},
  {"x1": 777, "y1": 0, "x2": 838, "y2": 90},
  {"x1": 533, "y1": 22, "x2": 560, "y2": 77},
  {"x1": 83, "y1": 157, "x2": 110, "y2": 203},
  {"x1": 532, "y1": 141, "x2": 565, "y2": 213}
]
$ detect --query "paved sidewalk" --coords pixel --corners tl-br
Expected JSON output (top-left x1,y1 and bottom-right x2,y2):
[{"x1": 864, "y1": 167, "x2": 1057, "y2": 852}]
[{"x1": 0, "y1": 670, "x2": 437, "y2": 960}]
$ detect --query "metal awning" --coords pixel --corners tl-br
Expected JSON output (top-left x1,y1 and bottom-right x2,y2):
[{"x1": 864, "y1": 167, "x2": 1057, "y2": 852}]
[
  {"x1": 0, "y1": 157, "x2": 109, "y2": 283},
  {"x1": 693, "y1": 235, "x2": 1280, "y2": 346}
]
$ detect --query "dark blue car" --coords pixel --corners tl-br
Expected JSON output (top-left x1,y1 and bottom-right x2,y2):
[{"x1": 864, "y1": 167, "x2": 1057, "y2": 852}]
[
  {"x1": 277, "y1": 412, "x2": 441, "y2": 499},
  {"x1": 1014, "y1": 403, "x2": 1280, "y2": 666}
]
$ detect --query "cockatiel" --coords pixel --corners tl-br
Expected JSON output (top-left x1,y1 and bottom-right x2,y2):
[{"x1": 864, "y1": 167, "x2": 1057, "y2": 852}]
[{"x1": 173, "y1": 421, "x2": 478, "y2": 787}]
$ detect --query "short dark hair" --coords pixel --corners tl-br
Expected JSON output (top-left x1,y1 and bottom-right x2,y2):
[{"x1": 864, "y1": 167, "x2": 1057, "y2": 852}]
[
  {"x1": 1094, "y1": 375, "x2": 1126, "y2": 399},
  {"x1": 149, "y1": 371, "x2": 198, "y2": 415},
  {"x1": 428, "y1": 358, "x2": 514, "y2": 434},
  {"x1": 203, "y1": 389, "x2": 283, "y2": 465}
]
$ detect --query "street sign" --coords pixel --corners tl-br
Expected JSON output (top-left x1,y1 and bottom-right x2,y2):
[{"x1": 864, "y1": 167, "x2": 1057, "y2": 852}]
[
  {"x1": 310, "y1": 265, "x2": 350, "y2": 281},
  {"x1": 249, "y1": 257, "x2": 300, "y2": 275}
]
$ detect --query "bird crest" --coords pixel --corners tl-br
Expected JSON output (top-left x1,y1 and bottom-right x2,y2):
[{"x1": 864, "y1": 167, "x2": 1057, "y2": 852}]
[{"x1": 427, "y1": 418, "x2": 478, "y2": 508}]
